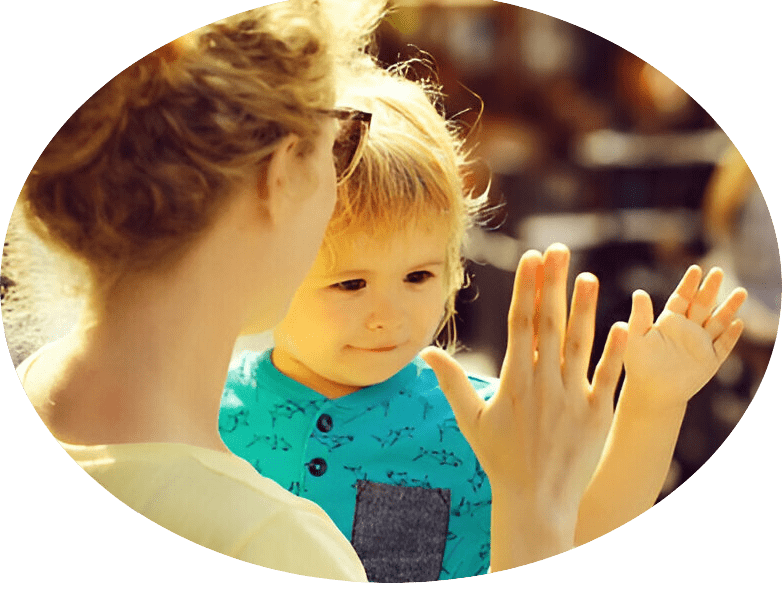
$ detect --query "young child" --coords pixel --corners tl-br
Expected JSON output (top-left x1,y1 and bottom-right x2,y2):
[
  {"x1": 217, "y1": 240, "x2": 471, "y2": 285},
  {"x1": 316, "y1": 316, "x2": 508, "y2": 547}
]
[{"x1": 219, "y1": 66, "x2": 747, "y2": 581}]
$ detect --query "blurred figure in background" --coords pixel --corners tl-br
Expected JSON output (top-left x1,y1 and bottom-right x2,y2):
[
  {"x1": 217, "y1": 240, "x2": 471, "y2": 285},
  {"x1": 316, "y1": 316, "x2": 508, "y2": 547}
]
[{"x1": 702, "y1": 144, "x2": 780, "y2": 347}]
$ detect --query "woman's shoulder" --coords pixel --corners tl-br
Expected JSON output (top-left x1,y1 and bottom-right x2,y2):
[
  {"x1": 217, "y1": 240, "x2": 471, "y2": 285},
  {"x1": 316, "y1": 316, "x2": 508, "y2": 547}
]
[
  {"x1": 64, "y1": 442, "x2": 339, "y2": 532},
  {"x1": 16, "y1": 340, "x2": 61, "y2": 381},
  {"x1": 237, "y1": 503, "x2": 367, "y2": 580},
  {"x1": 15, "y1": 339, "x2": 70, "y2": 409},
  {"x1": 175, "y1": 445, "x2": 367, "y2": 580},
  {"x1": 65, "y1": 441, "x2": 366, "y2": 580}
]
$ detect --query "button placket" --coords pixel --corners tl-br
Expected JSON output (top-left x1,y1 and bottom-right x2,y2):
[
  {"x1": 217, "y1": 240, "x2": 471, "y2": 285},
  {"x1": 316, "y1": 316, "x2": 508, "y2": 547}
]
[{"x1": 304, "y1": 405, "x2": 334, "y2": 479}]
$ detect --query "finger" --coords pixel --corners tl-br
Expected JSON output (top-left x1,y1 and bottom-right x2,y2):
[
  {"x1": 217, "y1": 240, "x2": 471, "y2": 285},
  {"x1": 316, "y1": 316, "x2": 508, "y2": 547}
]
[
  {"x1": 562, "y1": 272, "x2": 598, "y2": 387},
  {"x1": 665, "y1": 265, "x2": 702, "y2": 316},
  {"x1": 420, "y1": 346, "x2": 483, "y2": 442},
  {"x1": 704, "y1": 287, "x2": 748, "y2": 339},
  {"x1": 505, "y1": 250, "x2": 543, "y2": 383},
  {"x1": 589, "y1": 322, "x2": 628, "y2": 412},
  {"x1": 627, "y1": 290, "x2": 655, "y2": 337},
  {"x1": 532, "y1": 262, "x2": 544, "y2": 353},
  {"x1": 713, "y1": 319, "x2": 745, "y2": 364},
  {"x1": 537, "y1": 244, "x2": 570, "y2": 374},
  {"x1": 687, "y1": 267, "x2": 723, "y2": 326}
]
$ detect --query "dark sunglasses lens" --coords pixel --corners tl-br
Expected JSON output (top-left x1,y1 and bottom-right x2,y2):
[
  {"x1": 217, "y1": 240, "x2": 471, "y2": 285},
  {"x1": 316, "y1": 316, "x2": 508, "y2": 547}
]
[{"x1": 334, "y1": 117, "x2": 366, "y2": 182}]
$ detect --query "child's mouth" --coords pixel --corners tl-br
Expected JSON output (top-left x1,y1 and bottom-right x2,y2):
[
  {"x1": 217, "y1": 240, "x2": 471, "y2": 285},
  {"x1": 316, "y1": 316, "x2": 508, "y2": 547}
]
[{"x1": 352, "y1": 344, "x2": 401, "y2": 353}]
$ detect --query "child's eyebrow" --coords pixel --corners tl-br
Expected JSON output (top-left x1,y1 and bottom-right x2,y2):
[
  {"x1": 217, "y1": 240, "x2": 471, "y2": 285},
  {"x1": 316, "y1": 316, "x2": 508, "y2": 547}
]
[
  {"x1": 327, "y1": 269, "x2": 369, "y2": 278},
  {"x1": 408, "y1": 259, "x2": 446, "y2": 269},
  {"x1": 311, "y1": 268, "x2": 372, "y2": 280},
  {"x1": 314, "y1": 260, "x2": 446, "y2": 280}
]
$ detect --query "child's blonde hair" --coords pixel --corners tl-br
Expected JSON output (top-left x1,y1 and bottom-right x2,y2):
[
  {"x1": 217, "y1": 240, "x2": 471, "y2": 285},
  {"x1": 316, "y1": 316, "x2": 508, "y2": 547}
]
[{"x1": 324, "y1": 61, "x2": 489, "y2": 349}]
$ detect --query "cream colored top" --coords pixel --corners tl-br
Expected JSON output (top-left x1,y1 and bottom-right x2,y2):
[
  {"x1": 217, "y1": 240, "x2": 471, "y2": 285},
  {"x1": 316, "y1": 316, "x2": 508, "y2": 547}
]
[{"x1": 17, "y1": 348, "x2": 367, "y2": 582}]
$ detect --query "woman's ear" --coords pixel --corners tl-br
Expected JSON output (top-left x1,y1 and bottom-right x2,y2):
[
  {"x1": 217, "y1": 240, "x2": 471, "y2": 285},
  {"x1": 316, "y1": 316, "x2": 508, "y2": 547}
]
[{"x1": 262, "y1": 134, "x2": 304, "y2": 225}]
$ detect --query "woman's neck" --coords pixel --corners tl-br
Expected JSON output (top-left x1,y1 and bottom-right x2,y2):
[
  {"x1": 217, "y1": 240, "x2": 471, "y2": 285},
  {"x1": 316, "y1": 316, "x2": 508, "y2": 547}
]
[
  {"x1": 24, "y1": 179, "x2": 285, "y2": 452},
  {"x1": 26, "y1": 246, "x2": 246, "y2": 453}
]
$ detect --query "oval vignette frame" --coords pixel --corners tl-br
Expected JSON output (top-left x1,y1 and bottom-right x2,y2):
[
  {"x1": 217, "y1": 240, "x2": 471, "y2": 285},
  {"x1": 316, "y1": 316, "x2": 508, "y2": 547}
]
[{"x1": 0, "y1": 0, "x2": 782, "y2": 591}]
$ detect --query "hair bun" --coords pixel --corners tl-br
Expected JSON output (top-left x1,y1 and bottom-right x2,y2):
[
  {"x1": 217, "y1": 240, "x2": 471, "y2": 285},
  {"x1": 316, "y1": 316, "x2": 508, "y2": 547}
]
[
  {"x1": 33, "y1": 37, "x2": 188, "y2": 180},
  {"x1": 119, "y1": 46, "x2": 175, "y2": 109},
  {"x1": 24, "y1": 1, "x2": 380, "y2": 280}
]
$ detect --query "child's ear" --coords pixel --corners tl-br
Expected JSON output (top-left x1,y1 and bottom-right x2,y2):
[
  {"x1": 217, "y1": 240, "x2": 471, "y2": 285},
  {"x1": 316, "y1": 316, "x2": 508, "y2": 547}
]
[{"x1": 261, "y1": 133, "x2": 303, "y2": 224}]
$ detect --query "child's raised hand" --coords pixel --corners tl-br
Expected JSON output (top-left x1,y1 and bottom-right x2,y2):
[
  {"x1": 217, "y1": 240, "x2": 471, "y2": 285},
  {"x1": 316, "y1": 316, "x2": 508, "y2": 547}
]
[
  {"x1": 422, "y1": 244, "x2": 627, "y2": 564},
  {"x1": 624, "y1": 266, "x2": 747, "y2": 413}
]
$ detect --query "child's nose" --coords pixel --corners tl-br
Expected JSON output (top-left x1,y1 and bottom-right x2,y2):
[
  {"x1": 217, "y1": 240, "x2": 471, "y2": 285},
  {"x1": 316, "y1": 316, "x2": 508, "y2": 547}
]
[{"x1": 365, "y1": 295, "x2": 403, "y2": 331}]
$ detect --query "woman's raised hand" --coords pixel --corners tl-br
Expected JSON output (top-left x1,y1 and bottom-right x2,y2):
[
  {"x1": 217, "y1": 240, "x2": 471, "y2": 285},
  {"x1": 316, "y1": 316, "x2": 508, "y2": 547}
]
[{"x1": 421, "y1": 244, "x2": 628, "y2": 568}]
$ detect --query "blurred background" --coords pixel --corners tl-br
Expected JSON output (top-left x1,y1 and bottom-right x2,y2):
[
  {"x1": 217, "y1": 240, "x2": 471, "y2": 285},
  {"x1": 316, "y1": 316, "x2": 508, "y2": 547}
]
[
  {"x1": 2, "y1": 0, "x2": 779, "y2": 503},
  {"x1": 370, "y1": 0, "x2": 780, "y2": 501}
]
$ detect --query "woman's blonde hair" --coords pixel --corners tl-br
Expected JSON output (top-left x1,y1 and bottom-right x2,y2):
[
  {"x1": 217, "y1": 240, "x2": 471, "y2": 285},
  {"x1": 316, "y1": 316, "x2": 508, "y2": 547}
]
[
  {"x1": 21, "y1": 0, "x2": 381, "y2": 284},
  {"x1": 323, "y1": 61, "x2": 489, "y2": 350}
]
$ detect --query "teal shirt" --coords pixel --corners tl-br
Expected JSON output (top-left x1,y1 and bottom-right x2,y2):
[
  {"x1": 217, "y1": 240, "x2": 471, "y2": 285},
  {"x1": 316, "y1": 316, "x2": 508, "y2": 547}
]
[{"x1": 219, "y1": 350, "x2": 496, "y2": 582}]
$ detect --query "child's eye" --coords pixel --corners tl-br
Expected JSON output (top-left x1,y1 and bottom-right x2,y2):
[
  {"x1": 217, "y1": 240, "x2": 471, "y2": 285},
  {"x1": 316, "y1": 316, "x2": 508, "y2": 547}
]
[
  {"x1": 332, "y1": 279, "x2": 366, "y2": 291},
  {"x1": 405, "y1": 271, "x2": 434, "y2": 284}
]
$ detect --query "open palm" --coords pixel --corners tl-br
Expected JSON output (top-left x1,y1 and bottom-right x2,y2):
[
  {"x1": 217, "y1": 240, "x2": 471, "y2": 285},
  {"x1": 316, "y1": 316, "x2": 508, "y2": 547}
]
[
  {"x1": 423, "y1": 245, "x2": 627, "y2": 517},
  {"x1": 624, "y1": 265, "x2": 747, "y2": 411}
]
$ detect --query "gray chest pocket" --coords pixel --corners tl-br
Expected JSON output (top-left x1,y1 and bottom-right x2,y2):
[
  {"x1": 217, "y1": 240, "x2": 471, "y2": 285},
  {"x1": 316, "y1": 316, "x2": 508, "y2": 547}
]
[{"x1": 350, "y1": 480, "x2": 451, "y2": 582}]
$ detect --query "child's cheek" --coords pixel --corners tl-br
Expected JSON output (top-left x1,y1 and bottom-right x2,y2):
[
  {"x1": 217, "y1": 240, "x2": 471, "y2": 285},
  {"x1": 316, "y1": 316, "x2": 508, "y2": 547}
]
[
  {"x1": 420, "y1": 293, "x2": 450, "y2": 342},
  {"x1": 321, "y1": 299, "x2": 358, "y2": 344}
]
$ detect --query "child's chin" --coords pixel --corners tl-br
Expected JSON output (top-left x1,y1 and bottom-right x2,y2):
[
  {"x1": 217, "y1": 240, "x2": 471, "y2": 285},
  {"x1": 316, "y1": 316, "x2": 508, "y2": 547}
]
[{"x1": 350, "y1": 364, "x2": 406, "y2": 388}]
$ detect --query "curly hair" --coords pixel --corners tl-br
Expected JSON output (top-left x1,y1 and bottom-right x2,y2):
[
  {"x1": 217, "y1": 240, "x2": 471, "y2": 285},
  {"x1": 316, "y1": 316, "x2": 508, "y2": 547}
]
[{"x1": 21, "y1": 0, "x2": 381, "y2": 282}]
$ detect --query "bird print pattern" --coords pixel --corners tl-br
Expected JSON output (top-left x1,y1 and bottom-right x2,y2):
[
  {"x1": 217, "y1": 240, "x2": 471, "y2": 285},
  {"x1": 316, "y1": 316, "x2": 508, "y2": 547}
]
[{"x1": 219, "y1": 350, "x2": 496, "y2": 581}]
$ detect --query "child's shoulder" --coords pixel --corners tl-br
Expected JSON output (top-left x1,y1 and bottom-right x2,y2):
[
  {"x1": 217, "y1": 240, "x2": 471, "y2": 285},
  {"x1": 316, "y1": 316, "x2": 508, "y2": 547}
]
[
  {"x1": 222, "y1": 349, "x2": 276, "y2": 408},
  {"x1": 412, "y1": 355, "x2": 498, "y2": 402},
  {"x1": 227, "y1": 349, "x2": 272, "y2": 380}
]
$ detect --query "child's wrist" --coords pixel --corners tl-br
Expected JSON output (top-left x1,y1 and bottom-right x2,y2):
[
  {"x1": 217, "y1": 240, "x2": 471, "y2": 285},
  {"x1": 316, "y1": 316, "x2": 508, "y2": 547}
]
[{"x1": 619, "y1": 377, "x2": 689, "y2": 416}]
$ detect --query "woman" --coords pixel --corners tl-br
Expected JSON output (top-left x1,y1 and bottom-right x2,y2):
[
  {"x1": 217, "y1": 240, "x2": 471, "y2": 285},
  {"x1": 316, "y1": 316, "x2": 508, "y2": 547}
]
[{"x1": 14, "y1": 1, "x2": 378, "y2": 579}]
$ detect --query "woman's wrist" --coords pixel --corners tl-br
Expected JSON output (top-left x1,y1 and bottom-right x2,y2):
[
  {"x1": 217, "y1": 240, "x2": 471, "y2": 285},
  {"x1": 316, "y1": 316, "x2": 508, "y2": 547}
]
[{"x1": 489, "y1": 485, "x2": 577, "y2": 571}]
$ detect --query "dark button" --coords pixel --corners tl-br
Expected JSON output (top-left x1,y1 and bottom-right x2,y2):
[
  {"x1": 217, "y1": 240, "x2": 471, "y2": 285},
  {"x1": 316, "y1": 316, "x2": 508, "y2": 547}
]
[
  {"x1": 316, "y1": 413, "x2": 333, "y2": 433},
  {"x1": 307, "y1": 458, "x2": 327, "y2": 477}
]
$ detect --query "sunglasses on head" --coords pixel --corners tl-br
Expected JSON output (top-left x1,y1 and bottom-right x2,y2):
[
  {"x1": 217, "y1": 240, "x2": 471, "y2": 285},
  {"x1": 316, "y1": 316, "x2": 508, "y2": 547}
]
[{"x1": 319, "y1": 108, "x2": 372, "y2": 184}]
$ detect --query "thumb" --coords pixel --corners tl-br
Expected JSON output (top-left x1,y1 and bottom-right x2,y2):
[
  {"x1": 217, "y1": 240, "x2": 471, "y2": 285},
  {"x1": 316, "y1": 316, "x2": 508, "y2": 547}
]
[
  {"x1": 420, "y1": 346, "x2": 483, "y2": 441},
  {"x1": 628, "y1": 289, "x2": 655, "y2": 336}
]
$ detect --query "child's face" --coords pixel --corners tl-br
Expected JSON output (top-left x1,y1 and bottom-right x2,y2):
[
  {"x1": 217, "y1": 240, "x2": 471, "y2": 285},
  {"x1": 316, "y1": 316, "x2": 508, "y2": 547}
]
[{"x1": 272, "y1": 220, "x2": 450, "y2": 397}]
